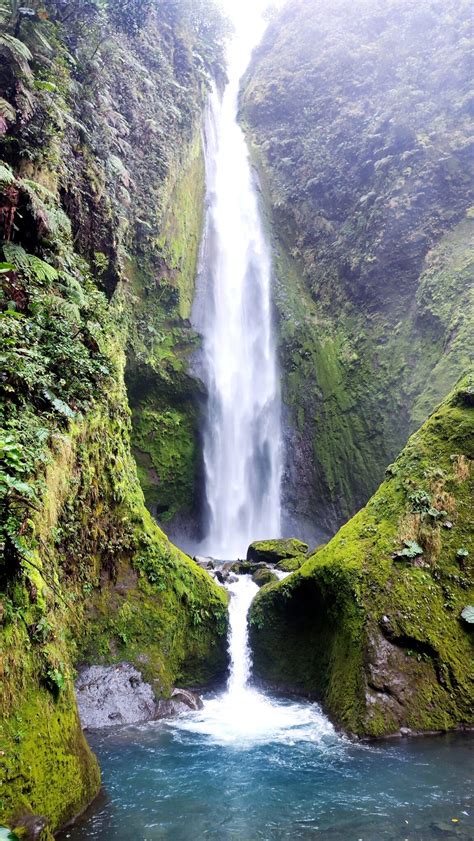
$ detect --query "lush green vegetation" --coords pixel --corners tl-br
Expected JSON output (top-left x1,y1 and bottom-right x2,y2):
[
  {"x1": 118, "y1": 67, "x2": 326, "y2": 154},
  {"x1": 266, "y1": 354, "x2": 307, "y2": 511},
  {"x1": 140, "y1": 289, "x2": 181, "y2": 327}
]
[
  {"x1": 250, "y1": 376, "x2": 474, "y2": 737},
  {"x1": 0, "y1": 1, "x2": 228, "y2": 835},
  {"x1": 243, "y1": 0, "x2": 473, "y2": 531}
]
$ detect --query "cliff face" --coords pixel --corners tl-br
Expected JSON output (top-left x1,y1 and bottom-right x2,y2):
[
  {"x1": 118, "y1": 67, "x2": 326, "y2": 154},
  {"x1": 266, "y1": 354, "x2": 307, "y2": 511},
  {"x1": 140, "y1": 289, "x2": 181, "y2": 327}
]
[
  {"x1": 242, "y1": 0, "x2": 473, "y2": 532},
  {"x1": 250, "y1": 376, "x2": 474, "y2": 737},
  {"x1": 0, "y1": 2, "x2": 227, "y2": 834}
]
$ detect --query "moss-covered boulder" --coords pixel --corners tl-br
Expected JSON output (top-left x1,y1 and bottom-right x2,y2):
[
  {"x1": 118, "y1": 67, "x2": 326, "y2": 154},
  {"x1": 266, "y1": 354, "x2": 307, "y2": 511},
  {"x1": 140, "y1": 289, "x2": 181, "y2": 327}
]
[
  {"x1": 276, "y1": 555, "x2": 310, "y2": 573},
  {"x1": 249, "y1": 376, "x2": 474, "y2": 737},
  {"x1": 247, "y1": 538, "x2": 309, "y2": 564},
  {"x1": 252, "y1": 568, "x2": 279, "y2": 587}
]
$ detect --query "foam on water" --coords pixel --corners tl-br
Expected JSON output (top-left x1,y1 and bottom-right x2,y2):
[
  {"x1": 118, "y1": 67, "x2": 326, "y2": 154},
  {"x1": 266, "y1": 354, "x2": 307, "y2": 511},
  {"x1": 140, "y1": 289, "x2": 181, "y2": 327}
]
[{"x1": 174, "y1": 576, "x2": 335, "y2": 747}]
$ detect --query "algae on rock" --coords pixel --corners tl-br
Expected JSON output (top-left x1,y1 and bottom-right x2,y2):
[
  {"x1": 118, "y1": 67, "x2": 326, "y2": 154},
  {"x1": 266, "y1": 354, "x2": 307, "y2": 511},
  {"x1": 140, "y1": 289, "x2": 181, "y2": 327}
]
[{"x1": 249, "y1": 376, "x2": 474, "y2": 737}]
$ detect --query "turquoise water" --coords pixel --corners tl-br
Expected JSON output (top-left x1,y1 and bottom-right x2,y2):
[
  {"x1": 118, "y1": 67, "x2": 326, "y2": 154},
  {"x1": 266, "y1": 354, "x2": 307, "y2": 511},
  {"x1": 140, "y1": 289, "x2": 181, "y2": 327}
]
[{"x1": 61, "y1": 697, "x2": 473, "y2": 841}]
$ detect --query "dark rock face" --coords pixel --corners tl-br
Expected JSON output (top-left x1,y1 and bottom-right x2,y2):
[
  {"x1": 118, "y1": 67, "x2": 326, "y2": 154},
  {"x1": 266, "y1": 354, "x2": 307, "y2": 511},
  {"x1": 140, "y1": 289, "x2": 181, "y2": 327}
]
[
  {"x1": 76, "y1": 665, "x2": 204, "y2": 730},
  {"x1": 242, "y1": 0, "x2": 473, "y2": 532}
]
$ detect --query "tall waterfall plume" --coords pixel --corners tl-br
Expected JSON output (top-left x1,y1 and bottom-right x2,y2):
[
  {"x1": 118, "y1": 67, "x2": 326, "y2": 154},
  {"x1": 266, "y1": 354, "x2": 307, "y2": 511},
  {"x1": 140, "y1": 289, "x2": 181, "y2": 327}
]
[{"x1": 194, "y1": 13, "x2": 282, "y2": 560}]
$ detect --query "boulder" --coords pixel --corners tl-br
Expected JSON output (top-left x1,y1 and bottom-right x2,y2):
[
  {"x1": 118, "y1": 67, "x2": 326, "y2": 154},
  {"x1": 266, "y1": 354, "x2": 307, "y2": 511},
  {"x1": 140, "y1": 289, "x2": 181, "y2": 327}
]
[
  {"x1": 252, "y1": 567, "x2": 278, "y2": 587},
  {"x1": 156, "y1": 688, "x2": 204, "y2": 718},
  {"x1": 247, "y1": 538, "x2": 309, "y2": 564},
  {"x1": 76, "y1": 664, "x2": 158, "y2": 730},
  {"x1": 276, "y1": 554, "x2": 311, "y2": 572},
  {"x1": 76, "y1": 665, "x2": 204, "y2": 729}
]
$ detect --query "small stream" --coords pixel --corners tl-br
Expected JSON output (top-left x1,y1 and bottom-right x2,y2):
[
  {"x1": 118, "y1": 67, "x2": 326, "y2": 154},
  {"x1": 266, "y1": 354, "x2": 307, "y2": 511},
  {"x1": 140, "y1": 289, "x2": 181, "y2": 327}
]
[{"x1": 63, "y1": 574, "x2": 473, "y2": 841}]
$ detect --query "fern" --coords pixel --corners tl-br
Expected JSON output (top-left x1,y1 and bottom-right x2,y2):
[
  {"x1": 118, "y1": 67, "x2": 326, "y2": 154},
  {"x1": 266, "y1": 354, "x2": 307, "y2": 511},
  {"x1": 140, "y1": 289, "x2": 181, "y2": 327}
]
[
  {"x1": 2, "y1": 243, "x2": 58, "y2": 284},
  {"x1": 0, "y1": 32, "x2": 33, "y2": 74},
  {"x1": 0, "y1": 161, "x2": 15, "y2": 186},
  {"x1": 39, "y1": 293, "x2": 81, "y2": 324}
]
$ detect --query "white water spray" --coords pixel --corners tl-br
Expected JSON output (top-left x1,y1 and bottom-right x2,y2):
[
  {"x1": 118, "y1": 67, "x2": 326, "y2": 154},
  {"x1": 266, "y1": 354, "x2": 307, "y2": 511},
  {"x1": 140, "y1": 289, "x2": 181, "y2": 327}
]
[
  {"x1": 178, "y1": 5, "x2": 333, "y2": 746},
  {"x1": 175, "y1": 575, "x2": 334, "y2": 745},
  {"x1": 193, "y1": 6, "x2": 282, "y2": 559}
]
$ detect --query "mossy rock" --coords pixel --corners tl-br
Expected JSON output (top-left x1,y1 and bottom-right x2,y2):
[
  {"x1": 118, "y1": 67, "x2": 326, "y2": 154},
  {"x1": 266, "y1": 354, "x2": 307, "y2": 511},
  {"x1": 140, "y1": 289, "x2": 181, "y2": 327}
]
[
  {"x1": 249, "y1": 375, "x2": 474, "y2": 738},
  {"x1": 252, "y1": 568, "x2": 279, "y2": 587},
  {"x1": 247, "y1": 538, "x2": 309, "y2": 564},
  {"x1": 276, "y1": 555, "x2": 309, "y2": 572}
]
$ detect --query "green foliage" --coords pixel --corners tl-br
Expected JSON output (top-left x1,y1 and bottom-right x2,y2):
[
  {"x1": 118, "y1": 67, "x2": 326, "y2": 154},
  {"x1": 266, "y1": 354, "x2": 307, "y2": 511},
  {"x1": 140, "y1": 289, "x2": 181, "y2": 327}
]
[
  {"x1": 395, "y1": 540, "x2": 424, "y2": 560},
  {"x1": 45, "y1": 665, "x2": 66, "y2": 694},
  {"x1": 408, "y1": 490, "x2": 431, "y2": 513}
]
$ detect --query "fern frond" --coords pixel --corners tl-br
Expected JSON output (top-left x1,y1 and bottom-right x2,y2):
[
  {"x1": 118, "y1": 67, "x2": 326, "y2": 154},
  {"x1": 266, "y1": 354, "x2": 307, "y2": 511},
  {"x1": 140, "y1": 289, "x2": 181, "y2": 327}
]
[
  {"x1": 39, "y1": 293, "x2": 81, "y2": 324},
  {"x1": 2, "y1": 243, "x2": 58, "y2": 284},
  {"x1": 0, "y1": 32, "x2": 33, "y2": 62},
  {"x1": 32, "y1": 26, "x2": 52, "y2": 53},
  {"x1": 0, "y1": 161, "x2": 15, "y2": 185}
]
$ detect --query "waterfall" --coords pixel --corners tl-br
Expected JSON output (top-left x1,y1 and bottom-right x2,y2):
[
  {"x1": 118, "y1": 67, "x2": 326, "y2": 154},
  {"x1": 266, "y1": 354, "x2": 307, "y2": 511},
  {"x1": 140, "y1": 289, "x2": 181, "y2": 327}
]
[
  {"x1": 226, "y1": 575, "x2": 259, "y2": 696},
  {"x1": 193, "y1": 9, "x2": 282, "y2": 560}
]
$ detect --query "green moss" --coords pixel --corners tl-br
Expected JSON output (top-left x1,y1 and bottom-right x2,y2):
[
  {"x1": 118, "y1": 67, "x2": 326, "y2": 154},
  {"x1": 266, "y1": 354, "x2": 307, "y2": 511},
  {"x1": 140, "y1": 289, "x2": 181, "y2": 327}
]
[
  {"x1": 276, "y1": 556, "x2": 308, "y2": 572},
  {"x1": 132, "y1": 405, "x2": 197, "y2": 520},
  {"x1": 0, "y1": 6, "x2": 225, "y2": 832},
  {"x1": 247, "y1": 538, "x2": 309, "y2": 563},
  {"x1": 249, "y1": 375, "x2": 474, "y2": 737}
]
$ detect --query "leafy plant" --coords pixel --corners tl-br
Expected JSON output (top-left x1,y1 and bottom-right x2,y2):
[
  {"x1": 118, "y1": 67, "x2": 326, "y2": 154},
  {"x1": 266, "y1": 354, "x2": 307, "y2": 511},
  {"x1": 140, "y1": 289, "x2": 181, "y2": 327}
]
[
  {"x1": 394, "y1": 540, "x2": 424, "y2": 560},
  {"x1": 408, "y1": 489, "x2": 431, "y2": 513},
  {"x1": 45, "y1": 665, "x2": 66, "y2": 694}
]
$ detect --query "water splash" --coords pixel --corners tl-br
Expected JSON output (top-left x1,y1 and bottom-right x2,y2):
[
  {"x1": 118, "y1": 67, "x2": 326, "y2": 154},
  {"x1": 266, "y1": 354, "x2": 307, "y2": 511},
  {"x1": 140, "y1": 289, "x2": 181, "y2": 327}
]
[
  {"x1": 193, "y1": 9, "x2": 282, "y2": 559},
  {"x1": 174, "y1": 576, "x2": 334, "y2": 747}
]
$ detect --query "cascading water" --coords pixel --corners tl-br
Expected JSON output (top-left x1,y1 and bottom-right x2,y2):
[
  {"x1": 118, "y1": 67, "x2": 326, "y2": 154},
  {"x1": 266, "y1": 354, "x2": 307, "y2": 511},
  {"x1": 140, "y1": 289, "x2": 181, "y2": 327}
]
[
  {"x1": 175, "y1": 574, "x2": 333, "y2": 745},
  {"x1": 61, "y1": 9, "x2": 473, "y2": 840},
  {"x1": 193, "y1": 5, "x2": 282, "y2": 560},
  {"x1": 186, "y1": 1, "x2": 327, "y2": 745}
]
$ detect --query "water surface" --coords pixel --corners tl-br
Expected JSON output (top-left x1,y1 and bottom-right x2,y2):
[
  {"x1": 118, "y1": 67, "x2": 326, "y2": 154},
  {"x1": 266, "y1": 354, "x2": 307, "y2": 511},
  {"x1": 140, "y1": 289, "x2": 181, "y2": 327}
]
[{"x1": 62, "y1": 719, "x2": 473, "y2": 841}]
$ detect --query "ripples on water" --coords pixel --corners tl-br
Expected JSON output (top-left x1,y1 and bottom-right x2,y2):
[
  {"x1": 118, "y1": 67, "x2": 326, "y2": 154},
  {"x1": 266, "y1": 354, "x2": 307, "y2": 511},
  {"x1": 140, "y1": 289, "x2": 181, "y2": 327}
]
[{"x1": 61, "y1": 703, "x2": 473, "y2": 841}]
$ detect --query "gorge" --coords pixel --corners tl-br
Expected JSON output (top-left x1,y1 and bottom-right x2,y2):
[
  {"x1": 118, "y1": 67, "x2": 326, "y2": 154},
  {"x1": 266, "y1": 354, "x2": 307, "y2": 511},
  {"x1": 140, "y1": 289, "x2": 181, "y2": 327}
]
[{"x1": 0, "y1": 0, "x2": 472, "y2": 839}]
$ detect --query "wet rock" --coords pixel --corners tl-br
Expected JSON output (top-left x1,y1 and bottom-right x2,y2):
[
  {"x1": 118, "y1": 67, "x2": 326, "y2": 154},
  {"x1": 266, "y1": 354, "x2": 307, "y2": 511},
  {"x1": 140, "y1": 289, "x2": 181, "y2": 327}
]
[
  {"x1": 252, "y1": 567, "x2": 278, "y2": 587},
  {"x1": 193, "y1": 555, "x2": 215, "y2": 570},
  {"x1": 275, "y1": 555, "x2": 307, "y2": 572},
  {"x1": 76, "y1": 664, "x2": 158, "y2": 730},
  {"x1": 247, "y1": 538, "x2": 309, "y2": 565},
  {"x1": 12, "y1": 814, "x2": 49, "y2": 840},
  {"x1": 156, "y1": 688, "x2": 204, "y2": 718}
]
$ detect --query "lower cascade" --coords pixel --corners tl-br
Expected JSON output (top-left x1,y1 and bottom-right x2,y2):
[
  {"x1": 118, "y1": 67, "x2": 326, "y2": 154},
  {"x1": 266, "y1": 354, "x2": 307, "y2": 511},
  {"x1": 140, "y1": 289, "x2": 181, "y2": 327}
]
[
  {"x1": 174, "y1": 574, "x2": 334, "y2": 746},
  {"x1": 62, "y1": 569, "x2": 474, "y2": 840}
]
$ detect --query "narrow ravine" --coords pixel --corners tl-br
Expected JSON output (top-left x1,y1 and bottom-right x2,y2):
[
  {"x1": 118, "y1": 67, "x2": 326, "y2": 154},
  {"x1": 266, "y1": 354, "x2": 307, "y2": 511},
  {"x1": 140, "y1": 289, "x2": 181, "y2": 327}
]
[
  {"x1": 58, "y1": 7, "x2": 474, "y2": 839},
  {"x1": 174, "y1": 574, "x2": 333, "y2": 745}
]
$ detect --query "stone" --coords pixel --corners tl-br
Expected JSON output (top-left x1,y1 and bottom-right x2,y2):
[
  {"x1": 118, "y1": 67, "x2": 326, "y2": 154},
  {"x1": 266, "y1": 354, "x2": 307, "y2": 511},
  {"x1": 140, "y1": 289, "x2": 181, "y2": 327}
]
[
  {"x1": 252, "y1": 567, "x2": 278, "y2": 587},
  {"x1": 247, "y1": 538, "x2": 309, "y2": 564},
  {"x1": 156, "y1": 688, "x2": 204, "y2": 718},
  {"x1": 76, "y1": 664, "x2": 158, "y2": 730}
]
